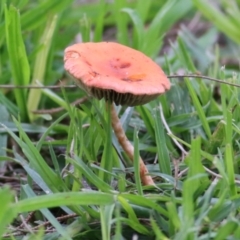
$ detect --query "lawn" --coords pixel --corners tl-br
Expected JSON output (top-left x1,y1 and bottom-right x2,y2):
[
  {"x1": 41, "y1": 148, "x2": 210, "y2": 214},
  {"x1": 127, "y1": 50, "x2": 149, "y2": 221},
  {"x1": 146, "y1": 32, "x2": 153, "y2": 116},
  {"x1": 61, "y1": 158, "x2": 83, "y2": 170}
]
[{"x1": 1, "y1": 0, "x2": 240, "y2": 239}]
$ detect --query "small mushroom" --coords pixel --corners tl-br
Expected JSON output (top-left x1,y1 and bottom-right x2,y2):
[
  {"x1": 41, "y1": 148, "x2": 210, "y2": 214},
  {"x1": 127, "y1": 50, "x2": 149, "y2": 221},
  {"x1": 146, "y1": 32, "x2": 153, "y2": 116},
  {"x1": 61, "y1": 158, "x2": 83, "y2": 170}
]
[{"x1": 64, "y1": 42, "x2": 170, "y2": 186}]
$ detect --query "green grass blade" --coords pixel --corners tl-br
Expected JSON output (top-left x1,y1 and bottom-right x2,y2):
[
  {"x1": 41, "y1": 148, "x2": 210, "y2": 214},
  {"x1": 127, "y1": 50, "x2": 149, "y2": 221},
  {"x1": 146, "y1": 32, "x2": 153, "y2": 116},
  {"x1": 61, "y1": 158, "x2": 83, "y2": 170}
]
[
  {"x1": 187, "y1": 137, "x2": 208, "y2": 193},
  {"x1": 0, "y1": 105, "x2": 8, "y2": 168},
  {"x1": 133, "y1": 127, "x2": 143, "y2": 195},
  {"x1": 27, "y1": 15, "x2": 58, "y2": 121},
  {"x1": 114, "y1": 0, "x2": 129, "y2": 45},
  {"x1": 118, "y1": 196, "x2": 150, "y2": 235},
  {"x1": 184, "y1": 76, "x2": 211, "y2": 138},
  {"x1": 16, "y1": 191, "x2": 115, "y2": 213},
  {"x1": 143, "y1": 0, "x2": 193, "y2": 57},
  {"x1": 4, "y1": 5, "x2": 30, "y2": 121},
  {"x1": 193, "y1": 0, "x2": 240, "y2": 44},
  {"x1": 166, "y1": 201, "x2": 180, "y2": 234},
  {"x1": 1, "y1": 118, "x2": 61, "y2": 192},
  {"x1": 220, "y1": 74, "x2": 236, "y2": 196},
  {"x1": 215, "y1": 220, "x2": 238, "y2": 240},
  {"x1": 79, "y1": 14, "x2": 91, "y2": 42},
  {"x1": 93, "y1": 0, "x2": 106, "y2": 41},
  {"x1": 177, "y1": 37, "x2": 196, "y2": 72},
  {"x1": 36, "y1": 112, "x2": 68, "y2": 150},
  {"x1": 207, "y1": 121, "x2": 225, "y2": 154},
  {"x1": 0, "y1": 91, "x2": 18, "y2": 116},
  {"x1": 150, "y1": 216, "x2": 169, "y2": 240},
  {"x1": 154, "y1": 102, "x2": 171, "y2": 175},
  {"x1": 22, "y1": 185, "x2": 72, "y2": 240},
  {"x1": 136, "y1": 105, "x2": 155, "y2": 139},
  {"x1": 121, "y1": 193, "x2": 169, "y2": 217},
  {"x1": 177, "y1": 179, "x2": 195, "y2": 239},
  {"x1": 115, "y1": 217, "x2": 149, "y2": 236},
  {"x1": 136, "y1": 0, "x2": 152, "y2": 22},
  {"x1": 67, "y1": 156, "x2": 112, "y2": 192},
  {"x1": 100, "y1": 204, "x2": 115, "y2": 240},
  {"x1": 0, "y1": 187, "x2": 17, "y2": 237},
  {"x1": 0, "y1": 121, "x2": 48, "y2": 134},
  {"x1": 121, "y1": 8, "x2": 144, "y2": 49},
  {"x1": 40, "y1": 86, "x2": 69, "y2": 109},
  {"x1": 99, "y1": 103, "x2": 112, "y2": 183},
  {"x1": 21, "y1": 0, "x2": 72, "y2": 30},
  {"x1": 225, "y1": 144, "x2": 236, "y2": 196},
  {"x1": 113, "y1": 204, "x2": 123, "y2": 239}
]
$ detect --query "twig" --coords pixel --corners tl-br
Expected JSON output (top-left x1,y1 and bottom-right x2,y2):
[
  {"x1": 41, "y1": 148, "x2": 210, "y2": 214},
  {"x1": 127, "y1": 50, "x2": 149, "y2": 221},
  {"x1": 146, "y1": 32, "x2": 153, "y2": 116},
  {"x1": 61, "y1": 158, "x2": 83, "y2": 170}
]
[
  {"x1": 0, "y1": 175, "x2": 27, "y2": 182},
  {"x1": 0, "y1": 84, "x2": 76, "y2": 89},
  {"x1": 159, "y1": 104, "x2": 188, "y2": 155},
  {"x1": 203, "y1": 166, "x2": 240, "y2": 184},
  {"x1": 178, "y1": 168, "x2": 189, "y2": 178},
  {"x1": 15, "y1": 212, "x2": 35, "y2": 230},
  {"x1": 173, "y1": 158, "x2": 179, "y2": 190},
  {"x1": 32, "y1": 96, "x2": 88, "y2": 114},
  {"x1": 31, "y1": 213, "x2": 78, "y2": 231},
  {"x1": 1, "y1": 74, "x2": 240, "y2": 89},
  {"x1": 3, "y1": 228, "x2": 57, "y2": 237},
  {"x1": 177, "y1": 159, "x2": 240, "y2": 185},
  {"x1": 15, "y1": 197, "x2": 34, "y2": 234},
  {"x1": 3, "y1": 213, "x2": 78, "y2": 238},
  {"x1": 168, "y1": 74, "x2": 240, "y2": 88}
]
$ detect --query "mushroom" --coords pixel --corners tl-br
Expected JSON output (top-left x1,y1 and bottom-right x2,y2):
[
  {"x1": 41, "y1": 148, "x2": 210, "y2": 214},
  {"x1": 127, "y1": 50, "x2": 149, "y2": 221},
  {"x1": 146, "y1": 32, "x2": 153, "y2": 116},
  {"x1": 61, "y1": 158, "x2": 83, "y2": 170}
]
[{"x1": 64, "y1": 42, "x2": 170, "y2": 186}]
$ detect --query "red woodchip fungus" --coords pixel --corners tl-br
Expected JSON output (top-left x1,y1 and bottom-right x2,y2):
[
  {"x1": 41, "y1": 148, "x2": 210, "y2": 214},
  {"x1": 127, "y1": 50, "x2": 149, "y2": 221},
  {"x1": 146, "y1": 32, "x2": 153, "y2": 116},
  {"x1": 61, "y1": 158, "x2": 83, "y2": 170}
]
[
  {"x1": 64, "y1": 42, "x2": 170, "y2": 106},
  {"x1": 64, "y1": 42, "x2": 171, "y2": 186}
]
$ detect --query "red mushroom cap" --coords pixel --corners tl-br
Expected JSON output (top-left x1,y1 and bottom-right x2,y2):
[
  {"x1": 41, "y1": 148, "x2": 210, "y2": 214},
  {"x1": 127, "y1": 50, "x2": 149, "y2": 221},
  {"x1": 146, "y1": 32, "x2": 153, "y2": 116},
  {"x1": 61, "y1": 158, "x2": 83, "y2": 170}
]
[{"x1": 64, "y1": 42, "x2": 170, "y2": 106}]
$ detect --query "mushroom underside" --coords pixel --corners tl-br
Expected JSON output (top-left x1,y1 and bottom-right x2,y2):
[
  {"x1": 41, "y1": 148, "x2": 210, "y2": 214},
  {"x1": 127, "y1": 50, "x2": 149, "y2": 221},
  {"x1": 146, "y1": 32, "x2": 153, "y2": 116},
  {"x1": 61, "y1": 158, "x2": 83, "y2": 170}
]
[{"x1": 83, "y1": 85, "x2": 160, "y2": 106}]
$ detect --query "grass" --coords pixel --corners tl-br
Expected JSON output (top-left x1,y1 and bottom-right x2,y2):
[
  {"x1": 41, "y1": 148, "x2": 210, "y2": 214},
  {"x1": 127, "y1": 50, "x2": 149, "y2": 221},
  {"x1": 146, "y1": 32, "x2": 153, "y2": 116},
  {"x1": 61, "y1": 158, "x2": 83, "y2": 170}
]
[{"x1": 1, "y1": 0, "x2": 240, "y2": 239}]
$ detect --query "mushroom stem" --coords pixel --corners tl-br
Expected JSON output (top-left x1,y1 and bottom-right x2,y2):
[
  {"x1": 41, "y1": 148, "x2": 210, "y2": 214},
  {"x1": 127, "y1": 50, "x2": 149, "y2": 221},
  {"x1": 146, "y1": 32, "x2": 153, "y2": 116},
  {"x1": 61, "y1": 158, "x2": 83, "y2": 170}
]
[{"x1": 110, "y1": 103, "x2": 155, "y2": 186}]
